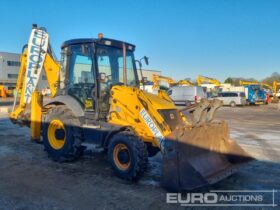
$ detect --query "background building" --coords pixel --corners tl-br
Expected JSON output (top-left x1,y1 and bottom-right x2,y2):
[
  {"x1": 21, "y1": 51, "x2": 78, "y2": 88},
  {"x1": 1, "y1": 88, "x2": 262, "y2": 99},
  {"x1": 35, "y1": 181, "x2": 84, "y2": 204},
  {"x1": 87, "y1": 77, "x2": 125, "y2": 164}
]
[
  {"x1": 0, "y1": 52, "x2": 48, "y2": 90},
  {"x1": 0, "y1": 52, "x2": 21, "y2": 87},
  {"x1": 137, "y1": 69, "x2": 161, "y2": 82}
]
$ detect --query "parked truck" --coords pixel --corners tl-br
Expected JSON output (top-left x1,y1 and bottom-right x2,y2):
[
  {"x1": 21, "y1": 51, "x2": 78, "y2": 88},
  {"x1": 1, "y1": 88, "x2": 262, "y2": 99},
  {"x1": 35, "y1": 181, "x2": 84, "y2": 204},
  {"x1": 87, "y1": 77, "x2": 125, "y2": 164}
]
[
  {"x1": 244, "y1": 85, "x2": 266, "y2": 104},
  {"x1": 222, "y1": 84, "x2": 266, "y2": 105}
]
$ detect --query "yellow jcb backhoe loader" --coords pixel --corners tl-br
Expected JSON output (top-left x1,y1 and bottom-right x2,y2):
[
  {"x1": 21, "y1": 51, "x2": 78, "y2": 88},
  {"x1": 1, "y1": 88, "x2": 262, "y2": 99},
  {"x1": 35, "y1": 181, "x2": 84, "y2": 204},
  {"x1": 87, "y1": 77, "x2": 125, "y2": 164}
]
[
  {"x1": 10, "y1": 25, "x2": 252, "y2": 191},
  {"x1": 197, "y1": 75, "x2": 221, "y2": 86}
]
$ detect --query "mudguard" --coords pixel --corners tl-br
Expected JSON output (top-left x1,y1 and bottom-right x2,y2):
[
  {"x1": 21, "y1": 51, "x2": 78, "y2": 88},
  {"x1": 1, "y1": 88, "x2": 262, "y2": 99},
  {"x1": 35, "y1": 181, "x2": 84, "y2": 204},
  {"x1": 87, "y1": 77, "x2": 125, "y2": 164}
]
[{"x1": 44, "y1": 95, "x2": 84, "y2": 117}]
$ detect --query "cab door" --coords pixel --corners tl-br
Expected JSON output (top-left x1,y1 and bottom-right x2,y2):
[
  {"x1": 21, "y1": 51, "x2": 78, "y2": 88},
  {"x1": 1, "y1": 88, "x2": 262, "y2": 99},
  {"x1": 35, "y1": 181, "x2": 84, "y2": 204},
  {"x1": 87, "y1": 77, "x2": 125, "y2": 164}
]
[{"x1": 65, "y1": 44, "x2": 96, "y2": 112}]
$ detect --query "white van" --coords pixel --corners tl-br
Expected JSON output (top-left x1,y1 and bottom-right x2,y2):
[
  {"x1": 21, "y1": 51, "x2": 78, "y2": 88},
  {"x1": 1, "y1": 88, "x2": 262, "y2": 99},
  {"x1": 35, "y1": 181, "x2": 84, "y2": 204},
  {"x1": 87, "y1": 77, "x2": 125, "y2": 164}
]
[
  {"x1": 167, "y1": 86, "x2": 206, "y2": 105},
  {"x1": 216, "y1": 91, "x2": 247, "y2": 107}
]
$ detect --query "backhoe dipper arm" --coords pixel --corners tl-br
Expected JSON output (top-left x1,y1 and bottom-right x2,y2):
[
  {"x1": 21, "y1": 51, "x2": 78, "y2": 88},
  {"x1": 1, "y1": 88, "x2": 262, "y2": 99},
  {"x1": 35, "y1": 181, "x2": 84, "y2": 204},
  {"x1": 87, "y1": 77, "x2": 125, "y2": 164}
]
[
  {"x1": 178, "y1": 79, "x2": 194, "y2": 86},
  {"x1": 10, "y1": 26, "x2": 60, "y2": 123},
  {"x1": 152, "y1": 74, "x2": 177, "y2": 90},
  {"x1": 197, "y1": 75, "x2": 221, "y2": 86},
  {"x1": 261, "y1": 83, "x2": 272, "y2": 91},
  {"x1": 43, "y1": 53, "x2": 60, "y2": 97},
  {"x1": 239, "y1": 80, "x2": 259, "y2": 86},
  {"x1": 240, "y1": 80, "x2": 272, "y2": 92}
]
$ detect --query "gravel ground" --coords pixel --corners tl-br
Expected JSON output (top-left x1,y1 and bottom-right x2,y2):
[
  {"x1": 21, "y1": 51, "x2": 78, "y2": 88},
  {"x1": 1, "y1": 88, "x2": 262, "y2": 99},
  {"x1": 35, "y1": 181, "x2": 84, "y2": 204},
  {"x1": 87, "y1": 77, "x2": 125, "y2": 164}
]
[{"x1": 0, "y1": 103, "x2": 279, "y2": 210}]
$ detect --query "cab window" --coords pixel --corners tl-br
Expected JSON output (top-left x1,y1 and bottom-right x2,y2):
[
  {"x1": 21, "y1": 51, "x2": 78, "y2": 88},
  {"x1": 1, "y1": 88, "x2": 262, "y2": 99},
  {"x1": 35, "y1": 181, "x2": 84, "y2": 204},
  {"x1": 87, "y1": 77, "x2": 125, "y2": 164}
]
[{"x1": 67, "y1": 44, "x2": 95, "y2": 109}]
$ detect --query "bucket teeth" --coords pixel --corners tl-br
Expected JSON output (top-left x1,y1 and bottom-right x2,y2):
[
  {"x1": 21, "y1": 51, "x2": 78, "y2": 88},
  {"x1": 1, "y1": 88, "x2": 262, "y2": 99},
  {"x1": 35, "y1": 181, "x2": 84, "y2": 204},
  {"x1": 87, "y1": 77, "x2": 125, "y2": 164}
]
[
  {"x1": 206, "y1": 99, "x2": 223, "y2": 122},
  {"x1": 192, "y1": 99, "x2": 210, "y2": 125},
  {"x1": 182, "y1": 99, "x2": 223, "y2": 126}
]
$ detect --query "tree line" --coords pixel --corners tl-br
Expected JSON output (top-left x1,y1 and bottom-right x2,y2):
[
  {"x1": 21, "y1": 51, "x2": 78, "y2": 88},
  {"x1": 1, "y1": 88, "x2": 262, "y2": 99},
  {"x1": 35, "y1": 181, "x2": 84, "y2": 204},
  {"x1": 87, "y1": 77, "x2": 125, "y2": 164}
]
[{"x1": 224, "y1": 72, "x2": 280, "y2": 86}]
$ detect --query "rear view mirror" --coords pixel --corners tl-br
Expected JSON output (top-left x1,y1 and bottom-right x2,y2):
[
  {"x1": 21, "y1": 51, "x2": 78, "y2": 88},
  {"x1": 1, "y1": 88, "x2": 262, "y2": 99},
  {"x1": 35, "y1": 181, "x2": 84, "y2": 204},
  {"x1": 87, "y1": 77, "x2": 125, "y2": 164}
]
[{"x1": 144, "y1": 56, "x2": 149, "y2": 65}]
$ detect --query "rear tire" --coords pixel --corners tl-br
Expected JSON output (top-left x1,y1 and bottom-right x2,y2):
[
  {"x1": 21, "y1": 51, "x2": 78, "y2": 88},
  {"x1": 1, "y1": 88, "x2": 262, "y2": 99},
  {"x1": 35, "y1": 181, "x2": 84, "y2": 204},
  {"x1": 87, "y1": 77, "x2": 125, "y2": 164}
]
[
  {"x1": 108, "y1": 132, "x2": 148, "y2": 181},
  {"x1": 229, "y1": 101, "x2": 236, "y2": 107},
  {"x1": 42, "y1": 105, "x2": 84, "y2": 162}
]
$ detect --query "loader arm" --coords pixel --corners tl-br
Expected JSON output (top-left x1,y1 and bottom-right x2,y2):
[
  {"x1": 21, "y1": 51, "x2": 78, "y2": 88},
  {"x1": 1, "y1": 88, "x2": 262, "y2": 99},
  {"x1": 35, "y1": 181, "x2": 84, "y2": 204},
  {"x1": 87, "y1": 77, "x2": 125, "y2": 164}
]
[
  {"x1": 108, "y1": 85, "x2": 252, "y2": 191},
  {"x1": 109, "y1": 85, "x2": 177, "y2": 149}
]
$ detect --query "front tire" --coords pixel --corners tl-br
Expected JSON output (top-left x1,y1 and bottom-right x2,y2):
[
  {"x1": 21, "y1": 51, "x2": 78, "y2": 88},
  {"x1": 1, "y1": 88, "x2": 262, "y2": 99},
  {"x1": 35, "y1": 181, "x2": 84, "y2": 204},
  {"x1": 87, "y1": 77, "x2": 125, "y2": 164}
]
[
  {"x1": 108, "y1": 132, "x2": 148, "y2": 181},
  {"x1": 42, "y1": 105, "x2": 84, "y2": 162},
  {"x1": 230, "y1": 101, "x2": 236, "y2": 107}
]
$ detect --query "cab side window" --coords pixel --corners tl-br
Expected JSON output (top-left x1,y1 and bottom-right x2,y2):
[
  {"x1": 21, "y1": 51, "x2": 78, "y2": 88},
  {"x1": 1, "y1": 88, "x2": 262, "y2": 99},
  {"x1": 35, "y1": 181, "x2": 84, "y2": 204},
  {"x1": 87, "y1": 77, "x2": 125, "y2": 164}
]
[{"x1": 67, "y1": 44, "x2": 95, "y2": 110}]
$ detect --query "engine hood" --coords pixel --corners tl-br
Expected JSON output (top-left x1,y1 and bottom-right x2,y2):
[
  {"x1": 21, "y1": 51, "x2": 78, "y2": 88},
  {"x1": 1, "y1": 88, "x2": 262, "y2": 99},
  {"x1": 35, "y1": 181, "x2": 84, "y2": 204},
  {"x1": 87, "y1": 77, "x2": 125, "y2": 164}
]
[{"x1": 142, "y1": 91, "x2": 176, "y2": 110}]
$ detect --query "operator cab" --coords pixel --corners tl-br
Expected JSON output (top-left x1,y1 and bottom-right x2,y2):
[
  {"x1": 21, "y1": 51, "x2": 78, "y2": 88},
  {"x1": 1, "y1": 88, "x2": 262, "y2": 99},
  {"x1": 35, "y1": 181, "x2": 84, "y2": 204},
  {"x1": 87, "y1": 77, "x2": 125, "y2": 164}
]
[{"x1": 60, "y1": 37, "x2": 139, "y2": 119}]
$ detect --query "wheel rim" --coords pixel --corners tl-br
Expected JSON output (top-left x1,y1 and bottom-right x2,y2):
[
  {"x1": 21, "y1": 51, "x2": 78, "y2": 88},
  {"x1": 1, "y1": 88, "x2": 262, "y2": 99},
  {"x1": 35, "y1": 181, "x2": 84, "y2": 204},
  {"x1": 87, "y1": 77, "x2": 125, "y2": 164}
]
[
  {"x1": 47, "y1": 119, "x2": 66, "y2": 150},
  {"x1": 113, "y1": 143, "x2": 131, "y2": 170}
]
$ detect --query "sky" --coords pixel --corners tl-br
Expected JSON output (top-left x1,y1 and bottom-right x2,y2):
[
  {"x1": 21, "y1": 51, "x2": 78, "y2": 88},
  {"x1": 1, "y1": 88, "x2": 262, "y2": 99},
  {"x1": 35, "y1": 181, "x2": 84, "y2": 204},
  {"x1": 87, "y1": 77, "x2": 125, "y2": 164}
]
[{"x1": 0, "y1": 0, "x2": 279, "y2": 82}]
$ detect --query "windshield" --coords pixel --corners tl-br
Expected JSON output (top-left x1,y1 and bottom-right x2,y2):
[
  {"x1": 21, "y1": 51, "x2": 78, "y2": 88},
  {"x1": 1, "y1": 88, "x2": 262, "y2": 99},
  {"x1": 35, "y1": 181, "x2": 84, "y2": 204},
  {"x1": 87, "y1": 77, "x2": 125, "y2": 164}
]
[
  {"x1": 240, "y1": 92, "x2": 246, "y2": 97},
  {"x1": 96, "y1": 44, "x2": 138, "y2": 87},
  {"x1": 251, "y1": 85, "x2": 261, "y2": 90}
]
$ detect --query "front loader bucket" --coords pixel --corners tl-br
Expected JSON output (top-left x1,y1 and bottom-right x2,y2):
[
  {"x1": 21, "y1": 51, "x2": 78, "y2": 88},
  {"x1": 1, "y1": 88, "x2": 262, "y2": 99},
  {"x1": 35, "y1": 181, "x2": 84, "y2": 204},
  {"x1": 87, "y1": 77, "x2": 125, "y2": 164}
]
[{"x1": 161, "y1": 121, "x2": 253, "y2": 191}]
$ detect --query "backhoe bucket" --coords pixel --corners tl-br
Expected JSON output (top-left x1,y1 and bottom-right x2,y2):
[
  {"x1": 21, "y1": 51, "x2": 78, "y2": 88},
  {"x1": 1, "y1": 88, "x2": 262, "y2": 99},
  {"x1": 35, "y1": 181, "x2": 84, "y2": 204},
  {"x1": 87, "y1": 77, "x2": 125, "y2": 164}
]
[{"x1": 161, "y1": 121, "x2": 253, "y2": 191}]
